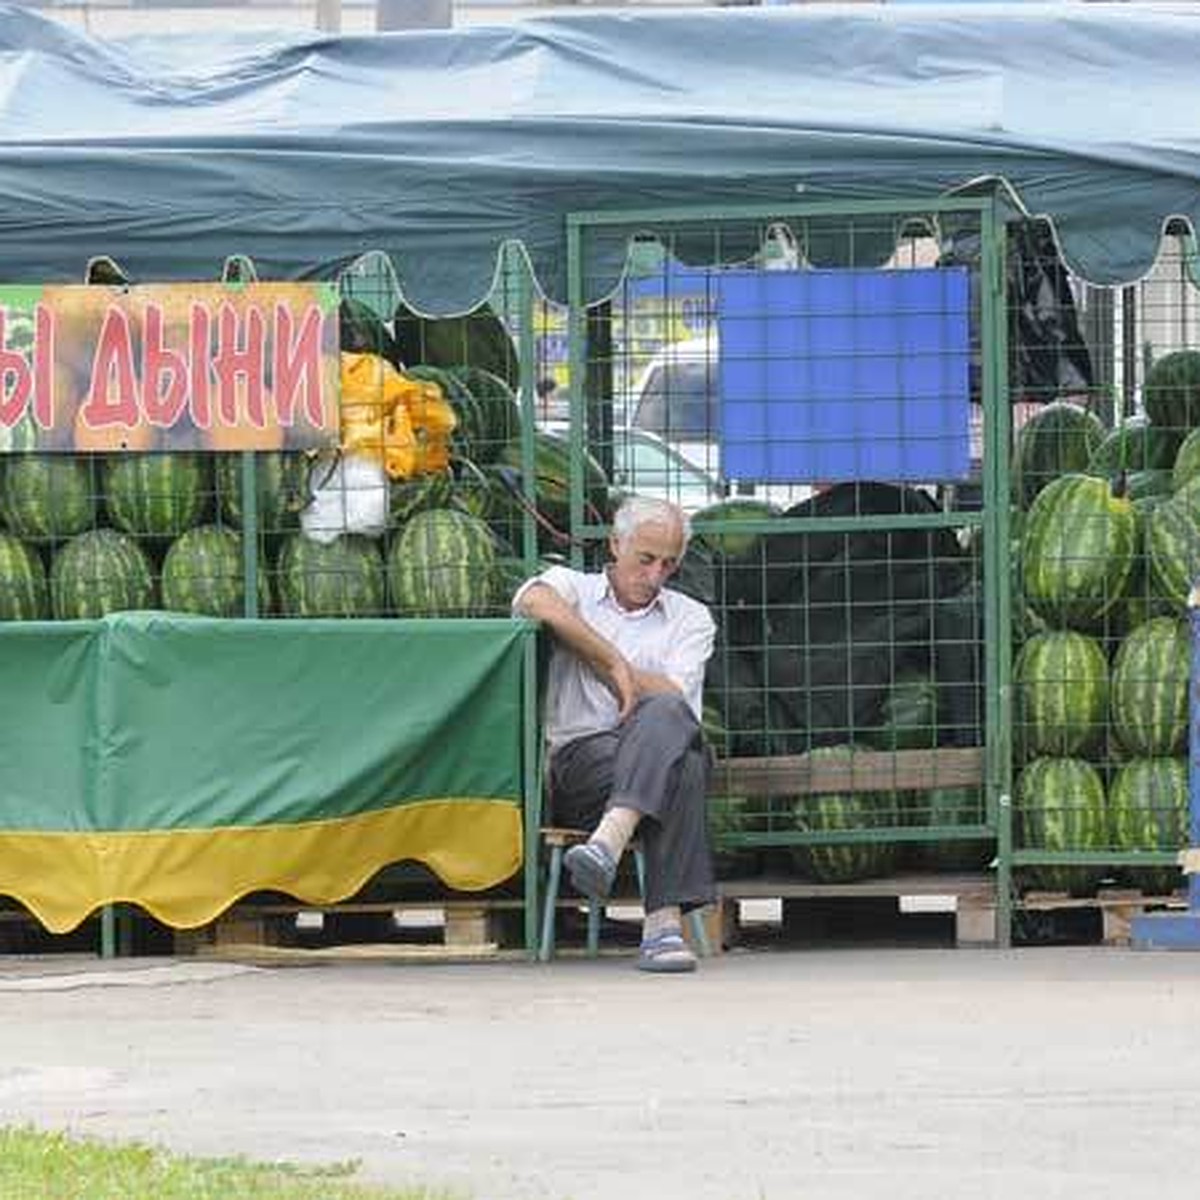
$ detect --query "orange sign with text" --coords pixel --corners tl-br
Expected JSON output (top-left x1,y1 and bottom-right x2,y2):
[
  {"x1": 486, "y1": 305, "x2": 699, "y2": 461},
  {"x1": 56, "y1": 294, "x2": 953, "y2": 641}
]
[{"x1": 0, "y1": 282, "x2": 340, "y2": 452}]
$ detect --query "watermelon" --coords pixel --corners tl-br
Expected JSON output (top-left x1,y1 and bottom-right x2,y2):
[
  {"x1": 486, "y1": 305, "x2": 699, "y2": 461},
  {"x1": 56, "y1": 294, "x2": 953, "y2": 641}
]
[
  {"x1": 1125, "y1": 469, "x2": 1174, "y2": 504},
  {"x1": 446, "y1": 365, "x2": 522, "y2": 463},
  {"x1": 914, "y1": 787, "x2": 993, "y2": 872},
  {"x1": 1013, "y1": 629, "x2": 1108, "y2": 759},
  {"x1": 277, "y1": 533, "x2": 385, "y2": 617},
  {"x1": 404, "y1": 365, "x2": 486, "y2": 464},
  {"x1": 0, "y1": 455, "x2": 97, "y2": 540},
  {"x1": 867, "y1": 673, "x2": 937, "y2": 751},
  {"x1": 1110, "y1": 617, "x2": 1189, "y2": 757},
  {"x1": 788, "y1": 746, "x2": 902, "y2": 883},
  {"x1": 1109, "y1": 757, "x2": 1188, "y2": 896},
  {"x1": 693, "y1": 499, "x2": 778, "y2": 561},
  {"x1": 496, "y1": 429, "x2": 610, "y2": 537},
  {"x1": 0, "y1": 531, "x2": 47, "y2": 620},
  {"x1": 1015, "y1": 401, "x2": 1106, "y2": 505},
  {"x1": 708, "y1": 796, "x2": 760, "y2": 879},
  {"x1": 389, "y1": 507, "x2": 497, "y2": 617},
  {"x1": 1172, "y1": 425, "x2": 1200, "y2": 492},
  {"x1": 1020, "y1": 473, "x2": 1136, "y2": 629},
  {"x1": 389, "y1": 469, "x2": 455, "y2": 529},
  {"x1": 450, "y1": 460, "x2": 517, "y2": 520},
  {"x1": 1144, "y1": 349, "x2": 1200, "y2": 433},
  {"x1": 1014, "y1": 756, "x2": 1108, "y2": 895},
  {"x1": 1087, "y1": 416, "x2": 1179, "y2": 479},
  {"x1": 215, "y1": 452, "x2": 309, "y2": 533},
  {"x1": 1146, "y1": 492, "x2": 1200, "y2": 609},
  {"x1": 162, "y1": 524, "x2": 270, "y2": 618},
  {"x1": 50, "y1": 528, "x2": 155, "y2": 619},
  {"x1": 104, "y1": 453, "x2": 210, "y2": 539}
]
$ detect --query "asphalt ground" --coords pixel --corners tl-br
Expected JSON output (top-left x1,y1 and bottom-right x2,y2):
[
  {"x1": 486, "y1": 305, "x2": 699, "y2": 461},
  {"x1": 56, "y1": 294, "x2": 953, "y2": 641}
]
[{"x1": 2, "y1": 945, "x2": 1199, "y2": 1200}]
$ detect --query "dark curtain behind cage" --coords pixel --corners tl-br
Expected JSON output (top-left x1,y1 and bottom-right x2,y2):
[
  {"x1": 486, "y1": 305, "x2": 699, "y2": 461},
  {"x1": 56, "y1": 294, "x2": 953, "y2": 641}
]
[
  {"x1": 938, "y1": 218, "x2": 1094, "y2": 404},
  {"x1": 705, "y1": 484, "x2": 981, "y2": 757}
]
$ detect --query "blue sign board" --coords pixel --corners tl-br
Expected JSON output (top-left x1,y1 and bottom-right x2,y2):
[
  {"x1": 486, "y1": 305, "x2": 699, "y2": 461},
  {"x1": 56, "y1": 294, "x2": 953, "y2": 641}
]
[{"x1": 717, "y1": 267, "x2": 971, "y2": 483}]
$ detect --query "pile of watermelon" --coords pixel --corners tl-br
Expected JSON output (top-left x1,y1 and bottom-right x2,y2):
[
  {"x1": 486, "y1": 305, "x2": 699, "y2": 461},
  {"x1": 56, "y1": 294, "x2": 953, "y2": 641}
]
[
  {"x1": 0, "y1": 353, "x2": 602, "y2": 622},
  {"x1": 1011, "y1": 348, "x2": 1200, "y2": 897}
]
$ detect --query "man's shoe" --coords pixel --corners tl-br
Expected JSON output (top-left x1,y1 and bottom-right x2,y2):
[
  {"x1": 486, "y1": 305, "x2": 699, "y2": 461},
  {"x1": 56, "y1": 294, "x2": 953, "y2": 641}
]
[
  {"x1": 564, "y1": 841, "x2": 617, "y2": 900},
  {"x1": 637, "y1": 930, "x2": 697, "y2": 974}
]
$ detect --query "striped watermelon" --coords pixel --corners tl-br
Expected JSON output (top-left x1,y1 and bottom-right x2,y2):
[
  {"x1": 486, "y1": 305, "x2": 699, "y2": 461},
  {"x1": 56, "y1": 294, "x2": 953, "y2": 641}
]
[
  {"x1": 1015, "y1": 756, "x2": 1108, "y2": 895},
  {"x1": 867, "y1": 673, "x2": 937, "y2": 751},
  {"x1": 708, "y1": 796, "x2": 760, "y2": 880},
  {"x1": 1013, "y1": 629, "x2": 1108, "y2": 759},
  {"x1": 0, "y1": 531, "x2": 48, "y2": 620},
  {"x1": 1144, "y1": 349, "x2": 1200, "y2": 433},
  {"x1": 104, "y1": 453, "x2": 210, "y2": 538},
  {"x1": 389, "y1": 507, "x2": 497, "y2": 617},
  {"x1": 450, "y1": 463, "x2": 532, "y2": 553},
  {"x1": 1110, "y1": 491, "x2": 1174, "y2": 634},
  {"x1": 405, "y1": 365, "x2": 486, "y2": 464},
  {"x1": 1110, "y1": 617, "x2": 1188, "y2": 756},
  {"x1": 1172, "y1": 426, "x2": 1200, "y2": 491},
  {"x1": 693, "y1": 499, "x2": 778, "y2": 561},
  {"x1": 913, "y1": 787, "x2": 993, "y2": 872},
  {"x1": 277, "y1": 533, "x2": 385, "y2": 618},
  {"x1": 1020, "y1": 473, "x2": 1136, "y2": 629},
  {"x1": 446, "y1": 365, "x2": 522, "y2": 463},
  {"x1": 389, "y1": 469, "x2": 455, "y2": 529},
  {"x1": 1146, "y1": 493, "x2": 1200, "y2": 609},
  {"x1": 1126, "y1": 469, "x2": 1174, "y2": 504},
  {"x1": 50, "y1": 528, "x2": 155, "y2": 619},
  {"x1": 215, "y1": 452, "x2": 309, "y2": 533},
  {"x1": 1109, "y1": 757, "x2": 1188, "y2": 895},
  {"x1": 496, "y1": 429, "x2": 610, "y2": 539},
  {"x1": 162, "y1": 525, "x2": 270, "y2": 618},
  {"x1": 0, "y1": 455, "x2": 97, "y2": 540},
  {"x1": 1088, "y1": 415, "x2": 1179, "y2": 479},
  {"x1": 788, "y1": 746, "x2": 902, "y2": 883},
  {"x1": 1015, "y1": 401, "x2": 1105, "y2": 505}
]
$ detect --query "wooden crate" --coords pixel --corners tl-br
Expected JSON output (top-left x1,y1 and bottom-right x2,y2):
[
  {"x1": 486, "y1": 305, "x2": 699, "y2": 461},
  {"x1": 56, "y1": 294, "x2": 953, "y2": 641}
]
[
  {"x1": 710, "y1": 871, "x2": 997, "y2": 950},
  {"x1": 1017, "y1": 887, "x2": 1189, "y2": 947},
  {"x1": 174, "y1": 898, "x2": 524, "y2": 962}
]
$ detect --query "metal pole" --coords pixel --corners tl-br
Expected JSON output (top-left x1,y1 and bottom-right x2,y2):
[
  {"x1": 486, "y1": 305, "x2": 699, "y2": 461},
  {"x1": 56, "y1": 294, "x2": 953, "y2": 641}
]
[{"x1": 316, "y1": 0, "x2": 342, "y2": 33}]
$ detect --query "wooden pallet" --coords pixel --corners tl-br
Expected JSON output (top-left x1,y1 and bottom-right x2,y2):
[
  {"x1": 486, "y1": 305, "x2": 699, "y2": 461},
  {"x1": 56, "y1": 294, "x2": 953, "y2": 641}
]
[
  {"x1": 174, "y1": 898, "x2": 526, "y2": 962},
  {"x1": 711, "y1": 871, "x2": 998, "y2": 950},
  {"x1": 1017, "y1": 887, "x2": 1189, "y2": 947}
]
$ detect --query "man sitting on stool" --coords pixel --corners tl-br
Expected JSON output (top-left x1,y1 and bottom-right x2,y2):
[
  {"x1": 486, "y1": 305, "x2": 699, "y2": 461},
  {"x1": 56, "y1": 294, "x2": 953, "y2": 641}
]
[{"x1": 512, "y1": 495, "x2": 716, "y2": 973}]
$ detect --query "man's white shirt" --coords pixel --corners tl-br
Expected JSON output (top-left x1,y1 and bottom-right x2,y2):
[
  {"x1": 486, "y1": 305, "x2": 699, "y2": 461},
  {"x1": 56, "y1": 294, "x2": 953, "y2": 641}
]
[{"x1": 513, "y1": 564, "x2": 715, "y2": 751}]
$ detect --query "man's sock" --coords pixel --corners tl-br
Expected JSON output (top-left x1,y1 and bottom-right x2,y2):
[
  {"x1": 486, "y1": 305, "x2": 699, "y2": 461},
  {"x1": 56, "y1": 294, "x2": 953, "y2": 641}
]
[
  {"x1": 643, "y1": 905, "x2": 682, "y2": 942},
  {"x1": 590, "y1": 805, "x2": 640, "y2": 862}
]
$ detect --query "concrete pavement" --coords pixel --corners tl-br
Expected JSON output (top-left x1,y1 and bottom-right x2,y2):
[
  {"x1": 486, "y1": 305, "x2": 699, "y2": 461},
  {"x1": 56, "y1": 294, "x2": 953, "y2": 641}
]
[{"x1": 2, "y1": 946, "x2": 1199, "y2": 1200}]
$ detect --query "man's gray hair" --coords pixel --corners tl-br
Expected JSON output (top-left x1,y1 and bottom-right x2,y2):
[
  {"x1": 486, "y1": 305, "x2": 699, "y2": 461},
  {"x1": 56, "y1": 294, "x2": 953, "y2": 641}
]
[{"x1": 612, "y1": 495, "x2": 692, "y2": 551}]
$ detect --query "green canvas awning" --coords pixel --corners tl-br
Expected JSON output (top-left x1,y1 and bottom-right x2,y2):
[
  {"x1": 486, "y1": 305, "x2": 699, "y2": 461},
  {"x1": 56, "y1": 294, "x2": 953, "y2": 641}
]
[{"x1": 1, "y1": 3, "x2": 1199, "y2": 309}]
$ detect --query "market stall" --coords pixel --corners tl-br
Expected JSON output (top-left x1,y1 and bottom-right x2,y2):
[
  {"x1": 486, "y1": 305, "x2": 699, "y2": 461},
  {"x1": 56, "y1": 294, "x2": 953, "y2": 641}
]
[{"x1": 3, "y1": 3, "x2": 1200, "y2": 949}]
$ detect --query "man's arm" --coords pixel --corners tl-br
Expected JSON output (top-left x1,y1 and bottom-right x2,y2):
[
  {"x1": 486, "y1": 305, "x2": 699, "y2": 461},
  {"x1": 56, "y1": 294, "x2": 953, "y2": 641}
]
[{"x1": 514, "y1": 581, "x2": 638, "y2": 719}]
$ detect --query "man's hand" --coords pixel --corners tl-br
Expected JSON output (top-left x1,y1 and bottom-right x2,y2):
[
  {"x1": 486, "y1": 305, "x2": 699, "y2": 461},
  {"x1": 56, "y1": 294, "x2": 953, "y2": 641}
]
[{"x1": 516, "y1": 581, "x2": 641, "y2": 716}]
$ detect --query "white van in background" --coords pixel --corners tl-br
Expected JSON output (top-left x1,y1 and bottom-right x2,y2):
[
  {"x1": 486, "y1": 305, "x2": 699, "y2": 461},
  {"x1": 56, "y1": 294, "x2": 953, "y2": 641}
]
[{"x1": 625, "y1": 338, "x2": 812, "y2": 509}]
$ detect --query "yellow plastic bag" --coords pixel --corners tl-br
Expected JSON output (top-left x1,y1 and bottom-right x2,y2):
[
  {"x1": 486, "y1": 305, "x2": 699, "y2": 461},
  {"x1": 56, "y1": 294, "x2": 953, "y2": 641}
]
[{"x1": 339, "y1": 352, "x2": 456, "y2": 480}]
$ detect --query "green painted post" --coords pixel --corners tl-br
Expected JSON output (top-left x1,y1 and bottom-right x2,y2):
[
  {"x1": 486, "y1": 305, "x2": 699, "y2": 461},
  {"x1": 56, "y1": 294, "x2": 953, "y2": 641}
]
[
  {"x1": 241, "y1": 451, "x2": 260, "y2": 618},
  {"x1": 565, "y1": 218, "x2": 587, "y2": 570},
  {"x1": 980, "y1": 201, "x2": 1014, "y2": 947},
  {"x1": 99, "y1": 905, "x2": 116, "y2": 958}
]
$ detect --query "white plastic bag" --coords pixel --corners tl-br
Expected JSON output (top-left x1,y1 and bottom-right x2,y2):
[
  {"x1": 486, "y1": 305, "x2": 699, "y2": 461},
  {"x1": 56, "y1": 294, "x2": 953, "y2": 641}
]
[{"x1": 300, "y1": 452, "x2": 388, "y2": 544}]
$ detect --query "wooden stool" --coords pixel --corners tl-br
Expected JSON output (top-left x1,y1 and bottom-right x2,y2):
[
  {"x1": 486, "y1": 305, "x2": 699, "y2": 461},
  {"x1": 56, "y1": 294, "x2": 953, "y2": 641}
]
[{"x1": 537, "y1": 827, "x2": 711, "y2": 962}]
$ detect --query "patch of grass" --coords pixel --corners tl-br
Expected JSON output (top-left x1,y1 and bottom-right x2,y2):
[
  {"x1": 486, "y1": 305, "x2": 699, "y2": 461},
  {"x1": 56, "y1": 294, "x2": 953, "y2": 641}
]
[{"x1": 0, "y1": 1125, "x2": 461, "y2": 1200}]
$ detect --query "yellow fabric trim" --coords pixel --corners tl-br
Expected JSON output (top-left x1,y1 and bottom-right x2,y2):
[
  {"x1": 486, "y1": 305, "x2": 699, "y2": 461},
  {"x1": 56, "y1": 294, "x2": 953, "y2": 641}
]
[{"x1": 0, "y1": 799, "x2": 522, "y2": 933}]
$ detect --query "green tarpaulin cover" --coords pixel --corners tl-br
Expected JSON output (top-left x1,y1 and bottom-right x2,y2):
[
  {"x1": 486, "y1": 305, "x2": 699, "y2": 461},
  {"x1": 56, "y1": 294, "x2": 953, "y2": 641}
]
[
  {"x1": 0, "y1": 614, "x2": 533, "y2": 930},
  {"x1": 1, "y1": 3, "x2": 1199, "y2": 309}
]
